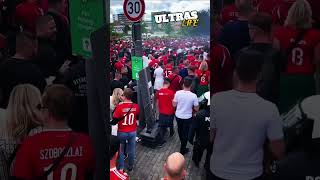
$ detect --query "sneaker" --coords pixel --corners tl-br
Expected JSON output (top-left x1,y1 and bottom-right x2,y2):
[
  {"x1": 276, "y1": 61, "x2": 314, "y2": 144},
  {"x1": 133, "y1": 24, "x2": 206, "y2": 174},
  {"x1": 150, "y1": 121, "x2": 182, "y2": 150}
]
[{"x1": 127, "y1": 167, "x2": 133, "y2": 172}]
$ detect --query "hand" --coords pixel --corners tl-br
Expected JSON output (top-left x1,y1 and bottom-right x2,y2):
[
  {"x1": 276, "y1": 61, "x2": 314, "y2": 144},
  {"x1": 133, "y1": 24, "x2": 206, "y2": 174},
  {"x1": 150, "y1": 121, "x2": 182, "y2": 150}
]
[{"x1": 58, "y1": 60, "x2": 71, "y2": 74}]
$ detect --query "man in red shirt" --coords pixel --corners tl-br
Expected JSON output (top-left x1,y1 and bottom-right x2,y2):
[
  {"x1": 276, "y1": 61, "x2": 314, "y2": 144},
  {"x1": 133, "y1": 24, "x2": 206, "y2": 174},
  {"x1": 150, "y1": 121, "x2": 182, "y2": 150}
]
[
  {"x1": 110, "y1": 136, "x2": 129, "y2": 180},
  {"x1": 164, "y1": 59, "x2": 174, "y2": 78},
  {"x1": 12, "y1": 85, "x2": 95, "y2": 180},
  {"x1": 168, "y1": 68, "x2": 183, "y2": 93},
  {"x1": 111, "y1": 88, "x2": 140, "y2": 172},
  {"x1": 156, "y1": 78, "x2": 175, "y2": 145}
]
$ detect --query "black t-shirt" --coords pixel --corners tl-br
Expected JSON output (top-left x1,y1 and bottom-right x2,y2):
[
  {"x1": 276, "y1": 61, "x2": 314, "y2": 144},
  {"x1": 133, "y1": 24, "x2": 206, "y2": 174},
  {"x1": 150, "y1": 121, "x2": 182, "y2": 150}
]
[
  {"x1": 54, "y1": 59, "x2": 88, "y2": 133},
  {"x1": 33, "y1": 38, "x2": 58, "y2": 77},
  {"x1": 245, "y1": 43, "x2": 282, "y2": 105},
  {"x1": 111, "y1": 79, "x2": 124, "y2": 94},
  {"x1": 0, "y1": 57, "x2": 47, "y2": 108},
  {"x1": 272, "y1": 152, "x2": 320, "y2": 180}
]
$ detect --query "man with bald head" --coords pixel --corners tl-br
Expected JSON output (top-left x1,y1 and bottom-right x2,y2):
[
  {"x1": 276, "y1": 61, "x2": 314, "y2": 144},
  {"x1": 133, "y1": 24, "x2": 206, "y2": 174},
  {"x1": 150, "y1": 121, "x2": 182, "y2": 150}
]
[{"x1": 162, "y1": 152, "x2": 187, "y2": 180}]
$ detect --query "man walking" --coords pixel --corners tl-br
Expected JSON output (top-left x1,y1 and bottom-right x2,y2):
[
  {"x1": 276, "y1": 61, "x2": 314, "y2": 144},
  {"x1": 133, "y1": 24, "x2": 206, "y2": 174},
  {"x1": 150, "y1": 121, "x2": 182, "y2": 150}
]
[
  {"x1": 173, "y1": 77, "x2": 199, "y2": 155},
  {"x1": 156, "y1": 78, "x2": 175, "y2": 145}
]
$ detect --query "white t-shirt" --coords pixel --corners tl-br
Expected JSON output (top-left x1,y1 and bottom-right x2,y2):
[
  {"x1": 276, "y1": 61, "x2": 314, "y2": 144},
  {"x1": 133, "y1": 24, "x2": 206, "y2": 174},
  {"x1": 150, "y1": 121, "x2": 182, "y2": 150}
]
[
  {"x1": 154, "y1": 67, "x2": 164, "y2": 90},
  {"x1": 142, "y1": 55, "x2": 150, "y2": 68},
  {"x1": 210, "y1": 90, "x2": 284, "y2": 180},
  {"x1": 173, "y1": 90, "x2": 199, "y2": 119}
]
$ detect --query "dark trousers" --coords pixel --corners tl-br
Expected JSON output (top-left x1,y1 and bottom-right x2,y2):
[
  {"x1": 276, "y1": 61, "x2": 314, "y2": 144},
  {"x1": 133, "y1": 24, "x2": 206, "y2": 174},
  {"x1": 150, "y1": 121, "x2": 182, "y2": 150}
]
[
  {"x1": 158, "y1": 114, "x2": 174, "y2": 143},
  {"x1": 192, "y1": 139, "x2": 212, "y2": 169},
  {"x1": 207, "y1": 171, "x2": 264, "y2": 180},
  {"x1": 176, "y1": 116, "x2": 192, "y2": 152}
]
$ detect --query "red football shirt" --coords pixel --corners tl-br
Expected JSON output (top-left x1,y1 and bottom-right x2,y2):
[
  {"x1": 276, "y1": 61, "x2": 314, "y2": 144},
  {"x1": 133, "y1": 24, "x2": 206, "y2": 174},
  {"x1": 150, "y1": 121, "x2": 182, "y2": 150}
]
[
  {"x1": 156, "y1": 88, "x2": 175, "y2": 115},
  {"x1": 212, "y1": 44, "x2": 234, "y2": 94},
  {"x1": 164, "y1": 64, "x2": 174, "y2": 78},
  {"x1": 15, "y1": 2, "x2": 44, "y2": 33},
  {"x1": 149, "y1": 59, "x2": 159, "y2": 70},
  {"x1": 168, "y1": 73, "x2": 182, "y2": 93},
  {"x1": 13, "y1": 130, "x2": 94, "y2": 180},
  {"x1": 110, "y1": 167, "x2": 129, "y2": 180},
  {"x1": 113, "y1": 102, "x2": 140, "y2": 133},
  {"x1": 274, "y1": 27, "x2": 320, "y2": 75},
  {"x1": 114, "y1": 61, "x2": 124, "y2": 72},
  {"x1": 219, "y1": 4, "x2": 238, "y2": 25},
  {"x1": 195, "y1": 70, "x2": 210, "y2": 86}
]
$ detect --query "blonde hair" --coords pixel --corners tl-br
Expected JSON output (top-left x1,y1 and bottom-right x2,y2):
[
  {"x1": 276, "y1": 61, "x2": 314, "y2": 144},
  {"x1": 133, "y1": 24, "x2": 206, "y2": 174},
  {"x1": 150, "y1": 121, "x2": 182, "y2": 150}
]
[
  {"x1": 284, "y1": 0, "x2": 312, "y2": 29},
  {"x1": 6, "y1": 84, "x2": 42, "y2": 142},
  {"x1": 199, "y1": 61, "x2": 208, "y2": 72},
  {"x1": 112, "y1": 88, "x2": 123, "y2": 107}
]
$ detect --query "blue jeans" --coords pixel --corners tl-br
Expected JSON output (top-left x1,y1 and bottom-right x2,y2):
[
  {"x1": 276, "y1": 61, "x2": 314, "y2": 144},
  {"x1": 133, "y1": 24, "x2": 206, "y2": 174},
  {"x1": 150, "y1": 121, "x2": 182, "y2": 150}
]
[{"x1": 117, "y1": 131, "x2": 136, "y2": 170}]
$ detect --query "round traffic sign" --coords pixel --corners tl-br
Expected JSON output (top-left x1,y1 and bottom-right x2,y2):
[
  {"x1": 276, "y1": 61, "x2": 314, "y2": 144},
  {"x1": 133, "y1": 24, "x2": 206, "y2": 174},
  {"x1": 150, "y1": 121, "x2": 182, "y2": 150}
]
[{"x1": 123, "y1": 0, "x2": 145, "y2": 22}]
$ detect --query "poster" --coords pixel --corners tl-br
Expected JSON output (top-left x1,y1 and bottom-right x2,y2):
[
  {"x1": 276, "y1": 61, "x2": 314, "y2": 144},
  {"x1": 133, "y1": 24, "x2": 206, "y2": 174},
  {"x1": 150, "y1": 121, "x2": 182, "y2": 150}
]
[
  {"x1": 132, "y1": 56, "x2": 143, "y2": 80},
  {"x1": 69, "y1": 0, "x2": 105, "y2": 58}
]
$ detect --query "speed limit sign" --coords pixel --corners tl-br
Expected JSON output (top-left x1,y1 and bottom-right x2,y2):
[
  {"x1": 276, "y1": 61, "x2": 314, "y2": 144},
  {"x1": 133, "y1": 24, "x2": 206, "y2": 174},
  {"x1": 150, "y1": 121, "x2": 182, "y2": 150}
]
[{"x1": 123, "y1": 0, "x2": 145, "y2": 22}]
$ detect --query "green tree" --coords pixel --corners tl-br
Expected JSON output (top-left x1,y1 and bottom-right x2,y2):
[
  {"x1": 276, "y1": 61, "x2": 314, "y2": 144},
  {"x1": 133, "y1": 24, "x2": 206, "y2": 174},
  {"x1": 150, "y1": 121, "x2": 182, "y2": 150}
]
[
  {"x1": 141, "y1": 21, "x2": 148, "y2": 34},
  {"x1": 123, "y1": 24, "x2": 131, "y2": 35},
  {"x1": 164, "y1": 23, "x2": 173, "y2": 35}
]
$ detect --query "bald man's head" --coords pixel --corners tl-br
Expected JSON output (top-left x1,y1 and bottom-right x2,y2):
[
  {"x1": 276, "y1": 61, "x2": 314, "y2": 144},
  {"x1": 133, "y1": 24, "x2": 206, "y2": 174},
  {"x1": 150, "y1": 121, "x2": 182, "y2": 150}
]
[{"x1": 164, "y1": 152, "x2": 186, "y2": 180}]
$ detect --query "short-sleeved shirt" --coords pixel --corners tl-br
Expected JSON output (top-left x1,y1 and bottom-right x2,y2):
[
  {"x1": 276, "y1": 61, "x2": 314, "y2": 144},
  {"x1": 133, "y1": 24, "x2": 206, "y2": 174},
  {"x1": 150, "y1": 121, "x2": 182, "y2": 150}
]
[
  {"x1": 113, "y1": 102, "x2": 140, "y2": 133},
  {"x1": 173, "y1": 90, "x2": 199, "y2": 119},
  {"x1": 274, "y1": 27, "x2": 320, "y2": 75},
  {"x1": 195, "y1": 70, "x2": 210, "y2": 86},
  {"x1": 210, "y1": 90, "x2": 284, "y2": 180},
  {"x1": 156, "y1": 88, "x2": 175, "y2": 115},
  {"x1": 12, "y1": 130, "x2": 95, "y2": 180}
]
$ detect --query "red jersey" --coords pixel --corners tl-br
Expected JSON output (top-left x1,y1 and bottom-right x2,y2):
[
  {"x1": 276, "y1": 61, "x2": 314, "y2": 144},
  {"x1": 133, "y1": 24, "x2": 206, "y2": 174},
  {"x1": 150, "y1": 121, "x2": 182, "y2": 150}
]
[
  {"x1": 15, "y1": 2, "x2": 44, "y2": 33},
  {"x1": 164, "y1": 64, "x2": 174, "y2": 77},
  {"x1": 195, "y1": 70, "x2": 210, "y2": 86},
  {"x1": 274, "y1": 27, "x2": 320, "y2": 75},
  {"x1": 110, "y1": 167, "x2": 129, "y2": 180},
  {"x1": 187, "y1": 55, "x2": 195, "y2": 61},
  {"x1": 168, "y1": 73, "x2": 182, "y2": 93},
  {"x1": 190, "y1": 61, "x2": 201, "y2": 69},
  {"x1": 13, "y1": 130, "x2": 94, "y2": 180},
  {"x1": 149, "y1": 59, "x2": 159, "y2": 70},
  {"x1": 219, "y1": 4, "x2": 238, "y2": 25},
  {"x1": 113, "y1": 102, "x2": 140, "y2": 133},
  {"x1": 272, "y1": 0, "x2": 295, "y2": 25},
  {"x1": 212, "y1": 44, "x2": 234, "y2": 94},
  {"x1": 156, "y1": 88, "x2": 175, "y2": 115},
  {"x1": 114, "y1": 61, "x2": 124, "y2": 72}
]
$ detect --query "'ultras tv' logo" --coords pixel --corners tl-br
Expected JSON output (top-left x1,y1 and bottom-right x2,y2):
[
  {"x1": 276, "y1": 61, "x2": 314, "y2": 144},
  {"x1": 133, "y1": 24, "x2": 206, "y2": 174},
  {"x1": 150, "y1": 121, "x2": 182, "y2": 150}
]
[{"x1": 154, "y1": 11, "x2": 199, "y2": 27}]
